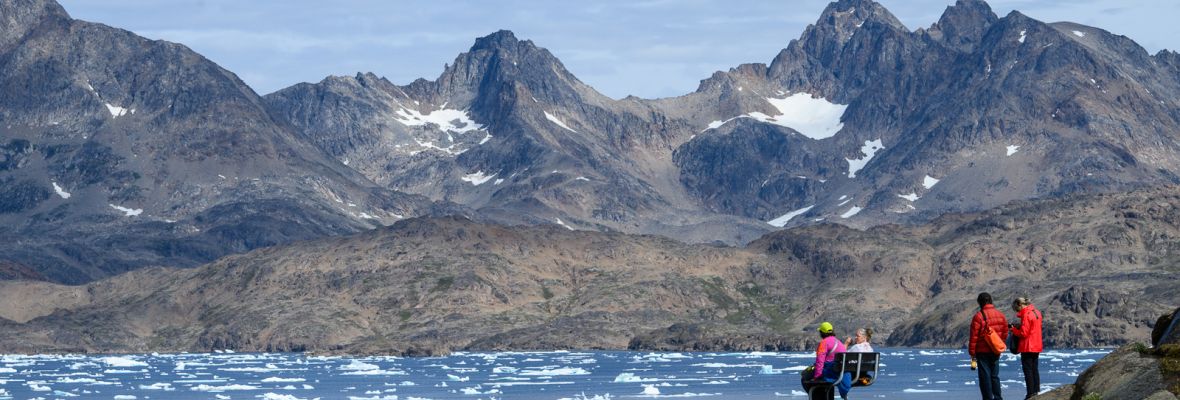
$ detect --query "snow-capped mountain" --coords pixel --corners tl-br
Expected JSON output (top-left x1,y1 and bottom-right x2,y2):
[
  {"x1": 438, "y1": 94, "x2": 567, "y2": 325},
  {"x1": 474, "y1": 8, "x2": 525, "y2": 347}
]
[
  {"x1": 5, "y1": 0, "x2": 1180, "y2": 283},
  {"x1": 0, "y1": 0, "x2": 441, "y2": 283},
  {"x1": 265, "y1": 30, "x2": 773, "y2": 244},
  {"x1": 268, "y1": 0, "x2": 1180, "y2": 245}
]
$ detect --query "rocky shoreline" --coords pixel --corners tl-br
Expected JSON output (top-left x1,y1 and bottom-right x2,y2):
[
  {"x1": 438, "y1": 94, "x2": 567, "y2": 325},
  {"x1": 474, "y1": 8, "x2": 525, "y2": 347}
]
[{"x1": 1035, "y1": 307, "x2": 1180, "y2": 400}]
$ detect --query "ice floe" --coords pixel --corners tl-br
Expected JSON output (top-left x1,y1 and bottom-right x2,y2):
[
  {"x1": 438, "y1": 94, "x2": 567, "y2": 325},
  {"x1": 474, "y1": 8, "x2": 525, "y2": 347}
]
[
  {"x1": 260, "y1": 394, "x2": 305, "y2": 400},
  {"x1": 99, "y1": 357, "x2": 148, "y2": 368},
  {"x1": 139, "y1": 382, "x2": 174, "y2": 390},
  {"x1": 775, "y1": 390, "x2": 807, "y2": 396},
  {"x1": 615, "y1": 373, "x2": 659, "y2": 383},
  {"x1": 261, "y1": 377, "x2": 305, "y2": 383},
  {"x1": 190, "y1": 384, "x2": 260, "y2": 391},
  {"x1": 519, "y1": 367, "x2": 590, "y2": 376}
]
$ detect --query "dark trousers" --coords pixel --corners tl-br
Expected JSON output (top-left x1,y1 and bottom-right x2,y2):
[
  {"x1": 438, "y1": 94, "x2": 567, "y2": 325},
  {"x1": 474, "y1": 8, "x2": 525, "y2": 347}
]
[
  {"x1": 1021, "y1": 352, "x2": 1040, "y2": 399},
  {"x1": 977, "y1": 353, "x2": 1003, "y2": 400}
]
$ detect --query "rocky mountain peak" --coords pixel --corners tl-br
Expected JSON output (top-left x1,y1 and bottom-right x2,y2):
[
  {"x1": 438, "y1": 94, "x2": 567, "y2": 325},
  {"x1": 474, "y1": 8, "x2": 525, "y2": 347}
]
[
  {"x1": 422, "y1": 30, "x2": 591, "y2": 114},
  {"x1": 766, "y1": 0, "x2": 915, "y2": 96},
  {"x1": 784, "y1": 0, "x2": 911, "y2": 69},
  {"x1": 470, "y1": 29, "x2": 530, "y2": 52},
  {"x1": 928, "y1": 0, "x2": 998, "y2": 52},
  {"x1": 816, "y1": 0, "x2": 907, "y2": 33},
  {"x1": 442, "y1": 30, "x2": 563, "y2": 85},
  {"x1": 0, "y1": 0, "x2": 69, "y2": 49}
]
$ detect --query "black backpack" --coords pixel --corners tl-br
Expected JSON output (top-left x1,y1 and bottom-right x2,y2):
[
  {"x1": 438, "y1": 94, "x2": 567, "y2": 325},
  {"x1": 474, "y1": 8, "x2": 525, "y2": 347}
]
[{"x1": 1008, "y1": 309, "x2": 1042, "y2": 354}]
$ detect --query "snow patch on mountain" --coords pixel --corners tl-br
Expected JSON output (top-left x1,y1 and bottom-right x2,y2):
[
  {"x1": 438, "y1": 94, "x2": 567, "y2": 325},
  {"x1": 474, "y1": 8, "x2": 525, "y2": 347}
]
[
  {"x1": 704, "y1": 93, "x2": 847, "y2": 139},
  {"x1": 461, "y1": 171, "x2": 496, "y2": 186},
  {"x1": 840, "y1": 206, "x2": 862, "y2": 219},
  {"x1": 411, "y1": 139, "x2": 465, "y2": 156},
  {"x1": 1007, "y1": 145, "x2": 1020, "y2": 156},
  {"x1": 846, "y1": 139, "x2": 884, "y2": 178},
  {"x1": 395, "y1": 107, "x2": 484, "y2": 134},
  {"x1": 923, "y1": 175, "x2": 940, "y2": 189},
  {"x1": 544, "y1": 111, "x2": 577, "y2": 133},
  {"x1": 757, "y1": 93, "x2": 847, "y2": 139},
  {"x1": 52, "y1": 182, "x2": 71, "y2": 199},
  {"x1": 109, "y1": 204, "x2": 143, "y2": 217},
  {"x1": 105, "y1": 103, "x2": 132, "y2": 118},
  {"x1": 768, "y1": 205, "x2": 814, "y2": 227},
  {"x1": 554, "y1": 218, "x2": 574, "y2": 231},
  {"x1": 898, "y1": 193, "x2": 920, "y2": 202}
]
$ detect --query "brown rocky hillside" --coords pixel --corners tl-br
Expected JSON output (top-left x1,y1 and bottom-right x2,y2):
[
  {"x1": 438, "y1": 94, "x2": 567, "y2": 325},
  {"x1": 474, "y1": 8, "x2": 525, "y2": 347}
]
[{"x1": 1, "y1": 187, "x2": 1177, "y2": 354}]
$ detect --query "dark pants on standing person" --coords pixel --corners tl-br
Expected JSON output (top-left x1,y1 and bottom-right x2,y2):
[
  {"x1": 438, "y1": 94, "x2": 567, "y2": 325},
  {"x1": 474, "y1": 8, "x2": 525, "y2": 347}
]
[
  {"x1": 1021, "y1": 352, "x2": 1040, "y2": 399},
  {"x1": 977, "y1": 352, "x2": 1003, "y2": 400}
]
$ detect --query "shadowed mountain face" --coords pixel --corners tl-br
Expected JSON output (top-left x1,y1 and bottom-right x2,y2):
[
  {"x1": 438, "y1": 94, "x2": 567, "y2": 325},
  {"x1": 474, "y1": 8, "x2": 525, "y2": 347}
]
[
  {"x1": 1, "y1": 187, "x2": 1175, "y2": 354},
  {"x1": 0, "y1": 0, "x2": 440, "y2": 283},
  {"x1": 265, "y1": 0, "x2": 1180, "y2": 247}
]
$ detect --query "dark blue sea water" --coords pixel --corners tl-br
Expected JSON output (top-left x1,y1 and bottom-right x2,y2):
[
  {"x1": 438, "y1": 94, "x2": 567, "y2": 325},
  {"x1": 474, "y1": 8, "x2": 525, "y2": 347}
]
[{"x1": 0, "y1": 349, "x2": 1105, "y2": 399}]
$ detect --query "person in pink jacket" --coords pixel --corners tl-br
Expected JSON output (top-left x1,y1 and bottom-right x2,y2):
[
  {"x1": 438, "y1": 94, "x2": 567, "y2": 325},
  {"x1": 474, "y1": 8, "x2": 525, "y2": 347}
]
[{"x1": 812, "y1": 321, "x2": 850, "y2": 399}]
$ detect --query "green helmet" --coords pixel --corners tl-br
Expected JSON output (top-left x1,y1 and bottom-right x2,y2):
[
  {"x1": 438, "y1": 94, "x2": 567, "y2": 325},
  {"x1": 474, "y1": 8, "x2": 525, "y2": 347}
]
[{"x1": 818, "y1": 321, "x2": 834, "y2": 334}]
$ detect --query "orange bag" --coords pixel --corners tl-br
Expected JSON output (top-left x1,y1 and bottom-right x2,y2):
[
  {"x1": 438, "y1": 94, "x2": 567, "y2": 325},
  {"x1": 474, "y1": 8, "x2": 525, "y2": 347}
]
[{"x1": 980, "y1": 311, "x2": 1007, "y2": 353}]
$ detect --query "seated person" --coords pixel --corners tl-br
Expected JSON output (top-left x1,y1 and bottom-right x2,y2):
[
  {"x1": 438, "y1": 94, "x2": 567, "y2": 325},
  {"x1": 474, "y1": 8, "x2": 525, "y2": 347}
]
[
  {"x1": 800, "y1": 322, "x2": 851, "y2": 400},
  {"x1": 845, "y1": 327, "x2": 874, "y2": 352},
  {"x1": 843, "y1": 327, "x2": 875, "y2": 386}
]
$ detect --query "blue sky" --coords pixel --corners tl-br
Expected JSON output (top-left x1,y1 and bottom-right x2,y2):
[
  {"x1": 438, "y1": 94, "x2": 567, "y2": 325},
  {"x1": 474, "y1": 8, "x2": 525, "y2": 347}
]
[{"x1": 57, "y1": 0, "x2": 1180, "y2": 99}]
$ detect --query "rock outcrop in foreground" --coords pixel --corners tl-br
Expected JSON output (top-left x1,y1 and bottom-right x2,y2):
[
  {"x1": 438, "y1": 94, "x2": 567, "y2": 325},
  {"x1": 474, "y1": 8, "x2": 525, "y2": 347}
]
[{"x1": 1036, "y1": 307, "x2": 1180, "y2": 400}]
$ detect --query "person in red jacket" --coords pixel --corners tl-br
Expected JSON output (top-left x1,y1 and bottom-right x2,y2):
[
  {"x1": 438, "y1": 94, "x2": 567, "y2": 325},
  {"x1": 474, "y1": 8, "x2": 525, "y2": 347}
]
[
  {"x1": 1010, "y1": 297, "x2": 1044, "y2": 399},
  {"x1": 969, "y1": 292, "x2": 1008, "y2": 400}
]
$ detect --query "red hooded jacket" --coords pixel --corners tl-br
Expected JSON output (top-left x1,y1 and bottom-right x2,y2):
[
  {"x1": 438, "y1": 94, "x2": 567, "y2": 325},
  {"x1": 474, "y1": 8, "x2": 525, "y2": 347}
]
[
  {"x1": 969, "y1": 304, "x2": 1008, "y2": 357},
  {"x1": 1011, "y1": 304, "x2": 1044, "y2": 353}
]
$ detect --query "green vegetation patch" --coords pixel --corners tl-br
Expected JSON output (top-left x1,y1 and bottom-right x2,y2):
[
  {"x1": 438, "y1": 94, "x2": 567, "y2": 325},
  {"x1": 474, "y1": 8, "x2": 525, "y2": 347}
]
[
  {"x1": 1161, "y1": 357, "x2": 1180, "y2": 374},
  {"x1": 431, "y1": 276, "x2": 454, "y2": 293},
  {"x1": 737, "y1": 282, "x2": 766, "y2": 298},
  {"x1": 1157, "y1": 344, "x2": 1180, "y2": 358},
  {"x1": 699, "y1": 277, "x2": 737, "y2": 310}
]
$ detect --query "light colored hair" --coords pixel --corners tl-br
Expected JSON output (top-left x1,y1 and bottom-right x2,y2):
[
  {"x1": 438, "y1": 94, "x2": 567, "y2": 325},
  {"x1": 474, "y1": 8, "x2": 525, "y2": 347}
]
[
  {"x1": 857, "y1": 327, "x2": 874, "y2": 341},
  {"x1": 1012, "y1": 297, "x2": 1031, "y2": 311}
]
